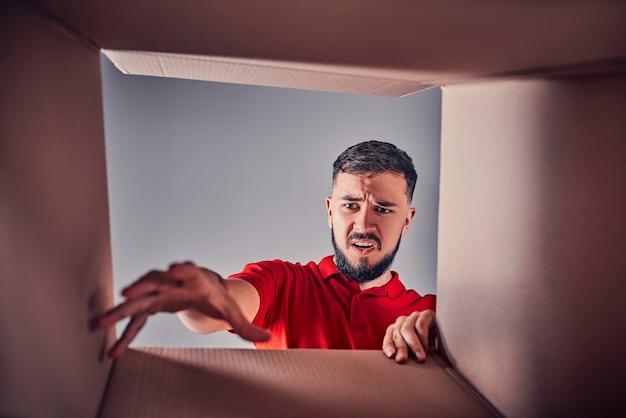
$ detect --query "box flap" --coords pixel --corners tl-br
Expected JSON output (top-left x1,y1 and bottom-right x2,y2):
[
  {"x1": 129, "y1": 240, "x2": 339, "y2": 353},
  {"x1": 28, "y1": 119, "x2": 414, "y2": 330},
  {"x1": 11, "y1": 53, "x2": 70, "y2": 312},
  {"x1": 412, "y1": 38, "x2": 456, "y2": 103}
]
[{"x1": 100, "y1": 348, "x2": 499, "y2": 418}]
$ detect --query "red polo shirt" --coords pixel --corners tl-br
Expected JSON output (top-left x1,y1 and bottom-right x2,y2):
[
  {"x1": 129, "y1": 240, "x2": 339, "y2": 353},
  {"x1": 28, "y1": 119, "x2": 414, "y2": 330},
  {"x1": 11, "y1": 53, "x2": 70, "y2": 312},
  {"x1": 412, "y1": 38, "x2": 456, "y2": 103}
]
[{"x1": 229, "y1": 255, "x2": 436, "y2": 350}]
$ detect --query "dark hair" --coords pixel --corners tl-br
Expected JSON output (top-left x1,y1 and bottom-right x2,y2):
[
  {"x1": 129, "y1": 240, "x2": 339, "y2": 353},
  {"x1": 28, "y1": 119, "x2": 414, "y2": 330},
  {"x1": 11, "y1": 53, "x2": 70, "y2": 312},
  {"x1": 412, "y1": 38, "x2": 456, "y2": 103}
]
[{"x1": 332, "y1": 140, "x2": 418, "y2": 201}]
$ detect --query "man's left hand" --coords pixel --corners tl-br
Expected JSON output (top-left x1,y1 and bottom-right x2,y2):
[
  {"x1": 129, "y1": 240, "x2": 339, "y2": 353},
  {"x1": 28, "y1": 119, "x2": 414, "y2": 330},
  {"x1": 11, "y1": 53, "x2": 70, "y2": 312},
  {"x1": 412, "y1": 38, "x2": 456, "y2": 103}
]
[{"x1": 382, "y1": 310, "x2": 436, "y2": 363}]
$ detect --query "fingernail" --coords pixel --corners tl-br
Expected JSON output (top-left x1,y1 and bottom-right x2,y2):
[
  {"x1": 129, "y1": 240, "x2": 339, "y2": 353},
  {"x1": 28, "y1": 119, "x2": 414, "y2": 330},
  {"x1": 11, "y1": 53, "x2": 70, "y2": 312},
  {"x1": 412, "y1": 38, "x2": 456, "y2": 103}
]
[
  {"x1": 414, "y1": 351, "x2": 423, "y2": 360},
  {"x1": 385, "y1": 349, "x2": 393, "y2": 357}
]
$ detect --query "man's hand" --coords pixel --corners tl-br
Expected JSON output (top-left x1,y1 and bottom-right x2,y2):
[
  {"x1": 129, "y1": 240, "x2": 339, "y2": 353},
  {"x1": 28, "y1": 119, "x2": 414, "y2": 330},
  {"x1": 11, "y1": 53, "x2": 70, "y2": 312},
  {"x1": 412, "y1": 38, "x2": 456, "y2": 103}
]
[
  {"x1": 382, "y1": 310, "x2": 436, "y2": 363},
  {"x1": 95, "y1": 262, "x2": 270, "y2": 358}
]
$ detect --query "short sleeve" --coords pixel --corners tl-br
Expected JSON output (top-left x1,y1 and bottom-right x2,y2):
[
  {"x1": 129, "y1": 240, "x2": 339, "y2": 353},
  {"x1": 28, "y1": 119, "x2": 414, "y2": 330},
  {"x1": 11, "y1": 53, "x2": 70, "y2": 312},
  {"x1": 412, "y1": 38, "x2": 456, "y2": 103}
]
[{"x1": 228, "y1": 260, "x2": 287, "y2": 328}]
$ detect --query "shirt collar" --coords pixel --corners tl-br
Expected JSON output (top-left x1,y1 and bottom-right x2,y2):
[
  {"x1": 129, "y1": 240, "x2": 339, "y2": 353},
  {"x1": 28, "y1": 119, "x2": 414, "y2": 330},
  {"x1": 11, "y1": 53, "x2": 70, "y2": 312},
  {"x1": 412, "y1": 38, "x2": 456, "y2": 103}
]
[
  {"x1": 319, "y1": 255, "x2": 341, "y2": 279},
  {"x1": 319, "y1": 255, "x2": 406, "y2": 299},
  {"x1": 364, "y1": 272, "x2": 406, "y2": 299}
]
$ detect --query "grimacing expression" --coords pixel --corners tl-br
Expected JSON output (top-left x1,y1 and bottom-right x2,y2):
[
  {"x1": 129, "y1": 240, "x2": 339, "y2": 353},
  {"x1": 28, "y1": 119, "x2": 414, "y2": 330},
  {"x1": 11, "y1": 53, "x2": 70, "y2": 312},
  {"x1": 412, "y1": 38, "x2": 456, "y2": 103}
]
[
  {"x1": 331, "y1": 230, "x2": 402, "y2": 284},
  {"x1": 326, "y1": 172, "x2": 415, "y2": 283}
]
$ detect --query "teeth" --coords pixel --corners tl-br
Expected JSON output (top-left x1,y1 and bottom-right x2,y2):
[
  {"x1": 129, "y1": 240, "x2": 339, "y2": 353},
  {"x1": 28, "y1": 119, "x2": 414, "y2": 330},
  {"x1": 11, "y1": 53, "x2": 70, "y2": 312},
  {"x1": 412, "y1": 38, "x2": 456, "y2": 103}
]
[{"x1": 354, "y1": 242, "x2": 373, "y2": 248}]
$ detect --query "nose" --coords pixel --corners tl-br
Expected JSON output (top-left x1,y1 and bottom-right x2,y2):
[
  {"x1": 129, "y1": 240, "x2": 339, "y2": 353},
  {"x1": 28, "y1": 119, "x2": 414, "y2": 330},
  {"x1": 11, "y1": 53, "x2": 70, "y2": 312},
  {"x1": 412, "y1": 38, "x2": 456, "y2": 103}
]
[{"x1": 353, "y1": 205, "x2": 375, "y2": 232}]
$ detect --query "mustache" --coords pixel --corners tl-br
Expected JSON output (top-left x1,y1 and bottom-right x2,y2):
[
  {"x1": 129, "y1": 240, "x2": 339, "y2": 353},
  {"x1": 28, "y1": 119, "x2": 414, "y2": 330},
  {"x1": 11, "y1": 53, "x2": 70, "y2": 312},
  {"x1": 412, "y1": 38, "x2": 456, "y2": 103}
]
[{"x1": 347, "y1": 232, "x2": 382, "y2": 250}]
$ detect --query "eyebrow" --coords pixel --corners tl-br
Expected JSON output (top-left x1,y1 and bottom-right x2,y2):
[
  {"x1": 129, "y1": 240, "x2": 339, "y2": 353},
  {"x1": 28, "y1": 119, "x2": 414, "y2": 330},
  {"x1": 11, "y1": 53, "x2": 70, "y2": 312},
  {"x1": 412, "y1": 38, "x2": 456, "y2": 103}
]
[
  {"x1": 340, "y1": 195, "x2": 362, "y2": 202},
  {"x1": 376, "y1": 200, "x2": 398, "y2": 207},
  {"x1": 339, "y1": 195, "x2": 398, "y2": 207}
]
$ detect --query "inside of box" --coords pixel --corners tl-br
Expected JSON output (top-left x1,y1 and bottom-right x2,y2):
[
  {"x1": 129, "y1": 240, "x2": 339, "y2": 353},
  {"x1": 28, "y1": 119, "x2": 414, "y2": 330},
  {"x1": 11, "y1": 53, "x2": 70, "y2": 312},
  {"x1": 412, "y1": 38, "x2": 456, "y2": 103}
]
[
  {"x1": 2, "y1": 1, "x2": 625, "y2": 417},
  {"x1": 100, "y1": 348, "x2": 497, "y2": 418}
]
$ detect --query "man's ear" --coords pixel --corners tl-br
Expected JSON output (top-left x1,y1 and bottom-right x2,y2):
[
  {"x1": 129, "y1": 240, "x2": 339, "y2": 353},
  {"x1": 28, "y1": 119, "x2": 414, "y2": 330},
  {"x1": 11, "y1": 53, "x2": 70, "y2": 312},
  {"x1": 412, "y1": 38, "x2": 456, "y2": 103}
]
[
  {"x1": 401, "y1": 207, "x2": 416, "y2": 236},
  {"x1": 325, "y1": 197, "x2": 333, "y2": 229}
]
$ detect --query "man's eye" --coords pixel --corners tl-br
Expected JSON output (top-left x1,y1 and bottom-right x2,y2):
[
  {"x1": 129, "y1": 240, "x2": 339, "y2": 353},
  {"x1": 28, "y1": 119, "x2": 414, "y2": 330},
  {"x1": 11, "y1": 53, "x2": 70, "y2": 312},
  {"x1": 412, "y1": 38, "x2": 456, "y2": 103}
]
[
  {"x1": 344, "y1": 203, "x2": 357, "y2": 209},
  {"x1": 376, "y1": 207, "x2": 391, "y2": 214}
]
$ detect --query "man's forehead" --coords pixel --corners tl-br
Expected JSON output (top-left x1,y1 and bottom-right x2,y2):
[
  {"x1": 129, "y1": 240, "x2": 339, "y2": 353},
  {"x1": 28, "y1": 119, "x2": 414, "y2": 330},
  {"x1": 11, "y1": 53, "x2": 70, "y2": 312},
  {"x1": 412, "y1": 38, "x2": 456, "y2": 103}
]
[
  {"x1": 334, "y1": 171, "x2": 405, "y2": 184},
  {"x1": 332, "y1": 172, "x2": 408, "y2": 198}
]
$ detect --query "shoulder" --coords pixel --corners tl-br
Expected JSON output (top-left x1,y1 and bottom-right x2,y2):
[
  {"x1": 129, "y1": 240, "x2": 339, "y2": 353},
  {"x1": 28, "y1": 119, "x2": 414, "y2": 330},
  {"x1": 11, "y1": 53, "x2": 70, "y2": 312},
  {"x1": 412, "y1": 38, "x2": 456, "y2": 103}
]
[
  {"x1": 233, "y1": 258, "x2": 323, "y2": 279},
  {"x1": 387, "y1": 273, "x2": 437, "y2": 310}
]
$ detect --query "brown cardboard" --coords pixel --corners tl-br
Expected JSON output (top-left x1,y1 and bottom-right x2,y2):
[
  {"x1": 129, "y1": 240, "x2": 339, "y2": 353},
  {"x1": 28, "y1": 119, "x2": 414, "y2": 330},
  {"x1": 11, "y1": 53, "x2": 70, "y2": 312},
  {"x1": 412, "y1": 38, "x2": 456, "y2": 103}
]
[
  {"x1": 35, "y1": 0, "x2": 626, "y2": 78},
  {"x1": 438, "y1": 77, "x2": 626, "y2": 417},
  {"x1": 100, "y1": 348, "x2": 497, "y2": 418},
  {"x1": 1, "y1": 0, "x2": 625, "y2": 417},
  {"x1": 0, "y1": 2, "x2": 114, "y2": 417},
  {"x1": 101, "y1": 50, "x2": 434, "y2": 97}
]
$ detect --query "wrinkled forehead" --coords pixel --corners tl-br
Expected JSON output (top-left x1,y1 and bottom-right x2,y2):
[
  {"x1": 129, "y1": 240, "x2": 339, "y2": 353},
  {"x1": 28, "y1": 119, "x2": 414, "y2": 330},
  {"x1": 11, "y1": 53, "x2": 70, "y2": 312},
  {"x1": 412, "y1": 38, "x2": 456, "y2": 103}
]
[{"x1": 332, "y1": 172, "x2": 409, "y2": 202}]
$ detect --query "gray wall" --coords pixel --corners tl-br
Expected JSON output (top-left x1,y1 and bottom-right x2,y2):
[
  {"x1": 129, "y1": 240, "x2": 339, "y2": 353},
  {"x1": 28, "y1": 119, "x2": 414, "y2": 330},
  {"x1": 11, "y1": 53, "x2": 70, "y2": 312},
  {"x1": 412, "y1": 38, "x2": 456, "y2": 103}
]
[{"x1": 101, "y1": 55, "x2": 441, "y2": 348}]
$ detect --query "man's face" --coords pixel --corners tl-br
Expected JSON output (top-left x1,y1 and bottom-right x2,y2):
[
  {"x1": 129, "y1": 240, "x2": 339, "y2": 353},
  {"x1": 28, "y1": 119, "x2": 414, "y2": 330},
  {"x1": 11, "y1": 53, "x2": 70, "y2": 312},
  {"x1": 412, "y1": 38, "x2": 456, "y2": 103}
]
[{"x1": 326, "y1": 172, "x2": 416, "y2": 283}]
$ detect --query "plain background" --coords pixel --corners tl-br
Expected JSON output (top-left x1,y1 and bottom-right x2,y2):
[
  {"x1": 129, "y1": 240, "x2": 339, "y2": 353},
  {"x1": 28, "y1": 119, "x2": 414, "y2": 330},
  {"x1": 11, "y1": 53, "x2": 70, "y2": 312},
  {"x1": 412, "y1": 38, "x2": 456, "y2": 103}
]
[{"x1": 101, "y1": 54, "x2": 442, "y2": 348}]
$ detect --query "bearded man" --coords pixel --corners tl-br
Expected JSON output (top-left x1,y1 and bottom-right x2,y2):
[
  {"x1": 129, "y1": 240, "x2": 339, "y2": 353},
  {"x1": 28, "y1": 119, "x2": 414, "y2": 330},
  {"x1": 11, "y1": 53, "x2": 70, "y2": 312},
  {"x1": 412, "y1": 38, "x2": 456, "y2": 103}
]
[{"x1": 97, "y1": 141, "x2": 437, "y2": 364}]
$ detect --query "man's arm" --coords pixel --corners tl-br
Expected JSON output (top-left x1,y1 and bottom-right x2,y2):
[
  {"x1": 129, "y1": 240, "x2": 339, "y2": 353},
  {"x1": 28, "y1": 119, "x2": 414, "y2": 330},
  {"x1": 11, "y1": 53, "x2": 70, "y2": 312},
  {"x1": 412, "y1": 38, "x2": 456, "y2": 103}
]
[
  {"x1": 95, "y1": 262, "x2": 269, "y2": 358},
  {"x1": 176, "y1": 278, "x2": 260, "y2": 334}
]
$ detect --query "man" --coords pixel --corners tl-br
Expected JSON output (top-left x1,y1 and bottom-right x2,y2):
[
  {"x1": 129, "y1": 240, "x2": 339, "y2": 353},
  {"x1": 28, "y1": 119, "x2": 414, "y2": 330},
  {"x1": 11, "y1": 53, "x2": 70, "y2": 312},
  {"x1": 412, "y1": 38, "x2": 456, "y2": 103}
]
[{"x1": 97, "y1": 141, "x2": 437, "y2": 364}]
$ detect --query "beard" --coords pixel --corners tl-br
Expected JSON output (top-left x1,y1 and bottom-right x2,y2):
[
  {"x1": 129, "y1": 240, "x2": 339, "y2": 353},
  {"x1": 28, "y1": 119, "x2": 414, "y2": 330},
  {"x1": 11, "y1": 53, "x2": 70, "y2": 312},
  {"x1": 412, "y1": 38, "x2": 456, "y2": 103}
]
[{"x1": 331, "y1": 229, "x2": 402, "y2": 284}]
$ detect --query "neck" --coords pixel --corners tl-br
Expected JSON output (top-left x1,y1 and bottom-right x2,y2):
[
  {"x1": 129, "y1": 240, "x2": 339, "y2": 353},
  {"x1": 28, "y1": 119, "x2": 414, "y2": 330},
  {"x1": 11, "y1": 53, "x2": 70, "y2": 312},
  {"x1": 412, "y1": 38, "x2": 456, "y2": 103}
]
[{"x1": 358, "y1": 270, "x2": 392, "y2": 291}]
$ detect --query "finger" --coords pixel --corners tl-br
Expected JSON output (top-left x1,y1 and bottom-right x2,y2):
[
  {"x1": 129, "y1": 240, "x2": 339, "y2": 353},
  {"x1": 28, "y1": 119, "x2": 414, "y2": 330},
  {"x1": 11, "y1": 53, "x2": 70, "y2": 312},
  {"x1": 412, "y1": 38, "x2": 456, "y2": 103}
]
[
  {"x1": 400, "y1": 312, "x2": 427, "y2": 362},
  {"x1": 218, "y1": 300, "x2": 271, "y2": 342},
  {"x1": 415, "y1": 310, "x2": 436, "y2": 352},
  {"x1": 392, "y1": 328, "x2": 411, "y2": 363},
  {"x1": 96, "y1": 295, "x2": 161, "y2": 328},
  {"x1": 168, "y1": 261, "x2": 196, "y2": 270},
  {"x1": 387, "y1": 316, "x2": 411, "y2": 363},
  {"x1": 168, "y1": 262, "x2": 203, "y2": 280},
  {"x1": 382, "y1": 326, "x2": 397, "y2": 359},
  {"x1": 122, "y1": 271, "x2": 180, "y2": 299},
  {"x1": 234, "y1": 322, "x2": 271, "y2": 342},
  {"x1": 429, "y1": 323, "x2": 438, "y2": 351},
  {"x1": 193, "y1": 285, "x2": 271, "y2": 341},
  {"x1": 108, "y1": 313, "x2": 148, "y2": 358}
]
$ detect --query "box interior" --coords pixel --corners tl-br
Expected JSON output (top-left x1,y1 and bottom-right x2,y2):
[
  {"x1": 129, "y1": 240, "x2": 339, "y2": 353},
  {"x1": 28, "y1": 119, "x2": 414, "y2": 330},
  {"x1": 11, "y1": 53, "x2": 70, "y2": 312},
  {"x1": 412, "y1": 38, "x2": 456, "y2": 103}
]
[{"x1": 1, "y1": 1, "x2": 625, "y2": 417}]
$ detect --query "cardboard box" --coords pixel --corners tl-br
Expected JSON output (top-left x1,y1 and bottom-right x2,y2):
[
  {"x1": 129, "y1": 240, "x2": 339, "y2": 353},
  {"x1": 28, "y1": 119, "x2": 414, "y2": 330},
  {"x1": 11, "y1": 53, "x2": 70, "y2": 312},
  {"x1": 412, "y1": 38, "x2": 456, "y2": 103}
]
[
  {"x1": 1, "y1": 1, "x2": 624, "y2": 417},
  {"x1": 100, "y1": 348, "x2": 497, "y2": 418}
]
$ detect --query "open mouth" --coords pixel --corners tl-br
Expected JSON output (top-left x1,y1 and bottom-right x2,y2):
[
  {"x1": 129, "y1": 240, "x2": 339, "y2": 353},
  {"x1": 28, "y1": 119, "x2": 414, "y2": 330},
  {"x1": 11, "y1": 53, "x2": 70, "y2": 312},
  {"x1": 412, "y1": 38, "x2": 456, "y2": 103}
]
[
  {"x1": 348, "y1": 234, "x2": 381, "y2": 254},
  {"x1": 350, "y1": 240, "x2": 377, "y2": 256}
]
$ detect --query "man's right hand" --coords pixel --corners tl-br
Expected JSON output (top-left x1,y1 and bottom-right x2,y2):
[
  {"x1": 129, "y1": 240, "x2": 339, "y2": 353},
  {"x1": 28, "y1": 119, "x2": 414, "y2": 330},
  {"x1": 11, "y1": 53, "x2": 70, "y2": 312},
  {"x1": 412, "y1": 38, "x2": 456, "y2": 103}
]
[{"x1": 95, "y1": 262, "x2": 270, "y2": 358}]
